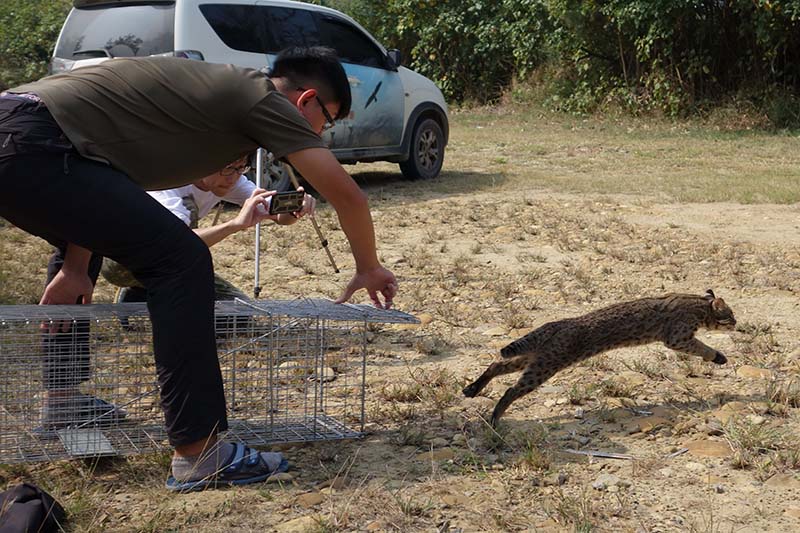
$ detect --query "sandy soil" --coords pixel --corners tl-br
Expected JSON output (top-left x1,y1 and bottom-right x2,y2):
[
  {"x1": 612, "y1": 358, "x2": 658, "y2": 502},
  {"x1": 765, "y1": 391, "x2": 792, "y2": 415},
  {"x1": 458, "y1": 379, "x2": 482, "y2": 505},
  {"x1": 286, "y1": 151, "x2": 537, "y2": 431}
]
[
  {"x1": 173, "y1": 182, "x2": 800, "y2": 533},
  {"x1": 3, "y1": 166, "x2": 800, "y2": 532}
]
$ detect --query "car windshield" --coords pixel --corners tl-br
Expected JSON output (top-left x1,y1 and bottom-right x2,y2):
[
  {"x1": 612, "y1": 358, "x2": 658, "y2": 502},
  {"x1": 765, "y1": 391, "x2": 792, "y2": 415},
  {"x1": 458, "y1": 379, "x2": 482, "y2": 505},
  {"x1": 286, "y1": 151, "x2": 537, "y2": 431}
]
[{"x1": 55, "y1": 3, "x2": 175, "y2": 60}]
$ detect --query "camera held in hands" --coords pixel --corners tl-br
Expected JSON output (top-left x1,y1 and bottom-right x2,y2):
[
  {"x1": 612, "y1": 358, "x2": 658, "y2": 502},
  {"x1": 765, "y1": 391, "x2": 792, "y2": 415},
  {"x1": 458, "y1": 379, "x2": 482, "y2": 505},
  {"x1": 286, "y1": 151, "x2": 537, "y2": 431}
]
[{"x1": 268, "y1": 191, "x2": 305, "y2": 215}]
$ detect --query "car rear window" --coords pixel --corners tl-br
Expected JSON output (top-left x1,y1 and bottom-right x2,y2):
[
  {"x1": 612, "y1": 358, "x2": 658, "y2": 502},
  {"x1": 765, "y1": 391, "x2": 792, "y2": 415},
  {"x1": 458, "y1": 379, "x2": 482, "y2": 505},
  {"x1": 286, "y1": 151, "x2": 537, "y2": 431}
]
[
  {"x1": 199, "y1": 4, "x2": 320, "y2": 54},
  {"x1": 55, "y1": 3, "x2": 175, "y2": 60},
  {"x1": 200, "y1": 4, "x2": 386, "y2": 68}
]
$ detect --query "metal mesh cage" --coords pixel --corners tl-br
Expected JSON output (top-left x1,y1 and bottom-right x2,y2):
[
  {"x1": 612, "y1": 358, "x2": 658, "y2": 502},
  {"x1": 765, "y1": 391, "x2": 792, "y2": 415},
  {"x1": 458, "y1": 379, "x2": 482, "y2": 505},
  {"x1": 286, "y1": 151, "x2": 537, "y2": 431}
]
[{"x1": 0, "y1": 299, "x2": 417, "y2": 463}]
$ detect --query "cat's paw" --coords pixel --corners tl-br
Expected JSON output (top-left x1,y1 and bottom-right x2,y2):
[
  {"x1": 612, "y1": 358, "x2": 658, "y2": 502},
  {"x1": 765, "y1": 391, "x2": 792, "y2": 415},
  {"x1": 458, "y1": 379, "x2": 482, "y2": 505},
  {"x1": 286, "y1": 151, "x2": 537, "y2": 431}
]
[
  {"x1": 462, "y1": 383, "x2": 479, "y2": 397},
  {"x1": 712, "y1": 352, "x2": 727, "y2": 365}
]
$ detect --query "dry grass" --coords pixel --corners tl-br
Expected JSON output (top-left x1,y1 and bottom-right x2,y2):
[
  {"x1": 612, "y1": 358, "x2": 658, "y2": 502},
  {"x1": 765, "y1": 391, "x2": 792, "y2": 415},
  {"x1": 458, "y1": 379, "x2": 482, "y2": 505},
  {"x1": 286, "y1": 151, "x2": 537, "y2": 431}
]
[{"x1": 2, "y1": 108, "x2": 800, "y2": 531}]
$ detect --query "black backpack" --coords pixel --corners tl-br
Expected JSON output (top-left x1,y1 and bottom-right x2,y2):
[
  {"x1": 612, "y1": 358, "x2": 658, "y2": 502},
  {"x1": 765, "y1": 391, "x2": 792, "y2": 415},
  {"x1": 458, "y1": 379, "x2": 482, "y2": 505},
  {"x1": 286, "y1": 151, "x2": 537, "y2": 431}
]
[{"x1": 0, "y1": 483, "x2": 66, "y2": 533}]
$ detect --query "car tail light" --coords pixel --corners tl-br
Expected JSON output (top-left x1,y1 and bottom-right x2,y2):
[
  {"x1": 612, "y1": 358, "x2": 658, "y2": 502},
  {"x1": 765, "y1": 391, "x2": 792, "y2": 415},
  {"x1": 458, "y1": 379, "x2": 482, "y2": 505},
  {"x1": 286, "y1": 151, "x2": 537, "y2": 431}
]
[
  {"x1": 48, "y1": 57, "x2": 75, "y2": 75},
  {"x1": 174, "y1": 50, "x2": 204, "y2": 61}
]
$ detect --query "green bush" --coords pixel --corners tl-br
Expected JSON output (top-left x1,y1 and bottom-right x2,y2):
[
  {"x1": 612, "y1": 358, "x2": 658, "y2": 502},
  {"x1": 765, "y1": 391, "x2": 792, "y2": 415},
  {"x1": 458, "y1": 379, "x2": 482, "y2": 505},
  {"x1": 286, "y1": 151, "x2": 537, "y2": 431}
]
[
  {"x1": 2, "y1": 0, "x2": 799, "y2": 126},
  {"x1": 342, "y1": 0, "x2": 554, "y2": 103},
  {"x1": 0, "y1": 0, "x2": 72, "y2": 90}
]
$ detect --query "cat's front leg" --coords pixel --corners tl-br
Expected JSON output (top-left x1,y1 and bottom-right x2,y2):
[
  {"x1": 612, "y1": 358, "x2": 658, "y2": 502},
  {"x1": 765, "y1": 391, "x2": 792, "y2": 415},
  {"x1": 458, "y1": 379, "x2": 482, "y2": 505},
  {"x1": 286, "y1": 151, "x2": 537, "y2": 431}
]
[{"x1": 667, "y1": 337, "x2": 727, "y2": 365}]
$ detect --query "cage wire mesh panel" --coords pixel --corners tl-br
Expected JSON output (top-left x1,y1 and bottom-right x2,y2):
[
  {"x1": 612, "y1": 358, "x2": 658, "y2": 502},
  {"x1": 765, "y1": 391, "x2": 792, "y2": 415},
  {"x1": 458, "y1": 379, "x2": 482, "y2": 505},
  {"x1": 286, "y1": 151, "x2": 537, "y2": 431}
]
[{"x1": 0, "y1": 299, "x2": 417, "y2": 463}]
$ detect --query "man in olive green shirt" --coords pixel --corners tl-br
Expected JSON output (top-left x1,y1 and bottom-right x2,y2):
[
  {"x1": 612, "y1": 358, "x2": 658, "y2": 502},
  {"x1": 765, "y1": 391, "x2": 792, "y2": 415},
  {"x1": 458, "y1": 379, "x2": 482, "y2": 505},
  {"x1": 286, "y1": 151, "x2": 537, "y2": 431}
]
[{"x1": 0, "y1": 46, "x2": 397, "y2": 491}]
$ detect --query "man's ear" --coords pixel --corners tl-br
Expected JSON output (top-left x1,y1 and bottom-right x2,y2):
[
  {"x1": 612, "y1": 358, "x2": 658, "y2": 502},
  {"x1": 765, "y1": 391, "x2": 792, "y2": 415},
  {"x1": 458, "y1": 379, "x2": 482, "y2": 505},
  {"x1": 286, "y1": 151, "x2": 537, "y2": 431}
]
[{"x1": 296, "y1": 88, "x2": 317, "y2": 107}]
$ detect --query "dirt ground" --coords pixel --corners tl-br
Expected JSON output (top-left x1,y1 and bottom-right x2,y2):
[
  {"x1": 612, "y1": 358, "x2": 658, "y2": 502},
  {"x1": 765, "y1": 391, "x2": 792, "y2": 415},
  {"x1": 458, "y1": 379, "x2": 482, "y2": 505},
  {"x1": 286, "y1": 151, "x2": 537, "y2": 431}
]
[
  {"x1": 122, "y1": 185, "x2": 800, "y2": 532},
  {"x1": 2, "y1": 116, "x2": 800, "y2": 532}
]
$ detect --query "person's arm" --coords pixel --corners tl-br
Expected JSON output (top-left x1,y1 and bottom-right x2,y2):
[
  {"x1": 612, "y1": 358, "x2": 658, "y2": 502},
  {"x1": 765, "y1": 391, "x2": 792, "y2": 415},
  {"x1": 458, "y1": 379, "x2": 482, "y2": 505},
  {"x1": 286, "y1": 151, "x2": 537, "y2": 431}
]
[
  {"x1": 40, "y1": 243, "x2": 94, "y2": 305},
  {"x1": 286, "y1": 147, "x2": 397, "y2": 308},
  {"x1": 194, "y1": 189, "x2": 278, "y2": 247}
]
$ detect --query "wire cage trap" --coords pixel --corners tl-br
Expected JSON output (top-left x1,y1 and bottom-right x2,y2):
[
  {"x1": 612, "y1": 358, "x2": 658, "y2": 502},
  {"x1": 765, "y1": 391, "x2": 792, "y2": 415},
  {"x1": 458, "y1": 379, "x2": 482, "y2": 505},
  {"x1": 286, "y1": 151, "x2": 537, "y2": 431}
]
[{"x1": 0, "y1": 299, "x2": 417, "y2": 463}]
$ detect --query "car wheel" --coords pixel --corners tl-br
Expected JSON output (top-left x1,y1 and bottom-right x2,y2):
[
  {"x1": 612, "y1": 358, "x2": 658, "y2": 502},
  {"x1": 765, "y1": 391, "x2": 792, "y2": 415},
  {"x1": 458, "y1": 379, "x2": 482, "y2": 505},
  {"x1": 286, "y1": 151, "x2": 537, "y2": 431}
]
[
  {"x1": 247, "y1": 158, "x2": 293, "y2": 192},
  {"x1": 400, "y1": 117, "x2": 444, "y2": 180}
]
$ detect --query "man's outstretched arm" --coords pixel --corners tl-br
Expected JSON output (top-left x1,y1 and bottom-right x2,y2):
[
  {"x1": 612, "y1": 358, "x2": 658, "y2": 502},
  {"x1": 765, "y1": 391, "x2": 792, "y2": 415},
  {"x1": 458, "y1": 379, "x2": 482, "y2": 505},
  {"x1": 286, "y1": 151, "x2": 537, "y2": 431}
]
[{"x1": 286, "y1": 147, "x2": 397, "y2": 308}]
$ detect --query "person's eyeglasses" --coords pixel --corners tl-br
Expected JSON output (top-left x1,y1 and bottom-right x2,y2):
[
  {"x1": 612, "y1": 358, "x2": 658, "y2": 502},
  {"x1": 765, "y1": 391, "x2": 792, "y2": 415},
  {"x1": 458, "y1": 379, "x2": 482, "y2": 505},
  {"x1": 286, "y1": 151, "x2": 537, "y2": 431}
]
[
  {"x1": 220, "y1": 162, "x2": 251, "y2": 176},
  {"x1": 315, "y1": 96, "x2": 336, "y2": 132},
  {"x1": 298, "y1": 87, "x2": 336, "y2": 132}
]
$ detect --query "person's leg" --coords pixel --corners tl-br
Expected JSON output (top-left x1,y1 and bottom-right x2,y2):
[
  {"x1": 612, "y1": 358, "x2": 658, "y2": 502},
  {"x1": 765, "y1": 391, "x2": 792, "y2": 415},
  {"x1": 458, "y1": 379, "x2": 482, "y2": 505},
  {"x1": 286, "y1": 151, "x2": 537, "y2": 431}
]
[
  {"x1": 40, "y1": 248, "x2": 123, "y2": 427},
  {"x1": 0, "y1": 152, "x2": 227, "y2": 449},
  {"x1": 41, "y1": 246, "x2": 103, "y2": 391},
  {"x1": 212, "y1": 275, "x2": 249, "y2": 301}
]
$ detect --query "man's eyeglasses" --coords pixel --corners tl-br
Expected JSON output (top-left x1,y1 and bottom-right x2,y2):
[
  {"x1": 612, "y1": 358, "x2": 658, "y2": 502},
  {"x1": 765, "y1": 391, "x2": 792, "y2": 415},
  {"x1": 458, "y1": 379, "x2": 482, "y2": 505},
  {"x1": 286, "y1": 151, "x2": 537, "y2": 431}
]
[
  {"x1": 298, "y1": 87, "x2": 336, "y2": 132},
  {"x1": 220, "y1": 161, "x2": 251, "y2": 176},
  {"x1": 316, "y1": 96, "x2": 336, "y2": 132}
]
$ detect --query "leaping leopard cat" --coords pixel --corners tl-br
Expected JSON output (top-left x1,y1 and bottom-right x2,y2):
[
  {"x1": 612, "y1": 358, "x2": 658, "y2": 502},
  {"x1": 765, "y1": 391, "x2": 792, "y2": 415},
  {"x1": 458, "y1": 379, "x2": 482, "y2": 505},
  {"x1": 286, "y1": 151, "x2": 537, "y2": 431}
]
[{"x1": 463, "y1": 290, "x2": 736, "y2": 426}]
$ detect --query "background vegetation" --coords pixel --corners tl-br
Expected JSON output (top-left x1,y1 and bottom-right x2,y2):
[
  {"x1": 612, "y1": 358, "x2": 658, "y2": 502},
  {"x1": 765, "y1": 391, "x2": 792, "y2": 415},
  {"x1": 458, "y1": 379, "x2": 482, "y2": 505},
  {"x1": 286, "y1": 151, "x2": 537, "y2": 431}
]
[{"x1": 2, "y1": 0, "x2": 799, "y2": 126}]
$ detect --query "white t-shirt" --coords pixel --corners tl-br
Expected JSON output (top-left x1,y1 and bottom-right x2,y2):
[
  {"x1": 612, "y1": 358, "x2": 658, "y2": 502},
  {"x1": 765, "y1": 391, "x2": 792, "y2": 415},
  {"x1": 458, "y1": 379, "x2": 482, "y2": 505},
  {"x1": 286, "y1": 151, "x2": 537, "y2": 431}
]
[{"x1": 148, "y1": 176, "x2": 256, "y2": 228}]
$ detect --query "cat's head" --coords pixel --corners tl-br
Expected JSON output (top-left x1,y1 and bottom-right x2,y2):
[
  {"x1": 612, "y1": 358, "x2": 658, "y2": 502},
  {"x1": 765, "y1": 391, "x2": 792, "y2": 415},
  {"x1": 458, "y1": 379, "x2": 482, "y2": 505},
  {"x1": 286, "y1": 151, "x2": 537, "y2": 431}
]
[{"x1": 704, "y1": 289, "x2": 736, "y2": 330}]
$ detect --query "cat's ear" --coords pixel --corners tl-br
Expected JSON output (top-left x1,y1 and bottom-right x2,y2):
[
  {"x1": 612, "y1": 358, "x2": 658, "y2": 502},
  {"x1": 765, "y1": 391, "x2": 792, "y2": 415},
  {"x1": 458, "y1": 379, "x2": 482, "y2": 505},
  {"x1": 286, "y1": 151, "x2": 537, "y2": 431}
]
[{"x1": 704, "y1": 289, "x2": 716, "y2": 301}]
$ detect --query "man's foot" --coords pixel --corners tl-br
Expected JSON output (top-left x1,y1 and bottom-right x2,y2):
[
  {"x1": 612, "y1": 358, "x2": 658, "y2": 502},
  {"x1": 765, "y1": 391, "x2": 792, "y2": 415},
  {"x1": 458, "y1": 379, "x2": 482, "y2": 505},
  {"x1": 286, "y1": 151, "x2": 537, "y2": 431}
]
[
  {"x1": 166, "y1": 441, "x2": 289, "y2": 492},
  {"x1": 41, "y1": 394, "x2": 126, "y2": 429}
]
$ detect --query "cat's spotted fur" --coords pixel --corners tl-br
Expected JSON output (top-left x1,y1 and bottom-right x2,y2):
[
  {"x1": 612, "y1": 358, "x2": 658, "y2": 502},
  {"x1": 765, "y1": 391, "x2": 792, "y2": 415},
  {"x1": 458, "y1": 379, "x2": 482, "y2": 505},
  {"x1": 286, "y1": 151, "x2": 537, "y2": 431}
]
[{"x1": 463, "y1": 290, "x2": 736, "y2": 426}]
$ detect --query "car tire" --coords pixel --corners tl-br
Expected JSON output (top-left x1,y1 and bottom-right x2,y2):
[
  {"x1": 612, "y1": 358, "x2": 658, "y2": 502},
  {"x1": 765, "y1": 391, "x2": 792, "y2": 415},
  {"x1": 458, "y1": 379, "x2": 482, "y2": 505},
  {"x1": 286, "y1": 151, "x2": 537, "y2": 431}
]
[{"x1": 400, "y1": 117, "x2": 444, "y2": 180}]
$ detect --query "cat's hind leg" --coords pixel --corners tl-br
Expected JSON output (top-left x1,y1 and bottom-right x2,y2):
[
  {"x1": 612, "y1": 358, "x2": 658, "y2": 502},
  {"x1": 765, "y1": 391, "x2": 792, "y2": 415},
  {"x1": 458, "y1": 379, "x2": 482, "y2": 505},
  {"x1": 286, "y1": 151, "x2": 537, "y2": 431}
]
[
  {"x1": 490, "y1": 364, "x2": 559, "y2": 427},
  {"x1": 463, "y1": 356, "x2": 528, "y2": 398}
]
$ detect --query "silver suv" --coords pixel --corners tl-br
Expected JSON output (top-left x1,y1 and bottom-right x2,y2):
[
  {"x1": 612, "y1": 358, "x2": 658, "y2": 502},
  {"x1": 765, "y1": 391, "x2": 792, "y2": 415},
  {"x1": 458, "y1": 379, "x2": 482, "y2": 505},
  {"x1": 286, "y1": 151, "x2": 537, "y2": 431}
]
[{"x1": 51, "y1": 0, "x2": 449, "y2": 180}]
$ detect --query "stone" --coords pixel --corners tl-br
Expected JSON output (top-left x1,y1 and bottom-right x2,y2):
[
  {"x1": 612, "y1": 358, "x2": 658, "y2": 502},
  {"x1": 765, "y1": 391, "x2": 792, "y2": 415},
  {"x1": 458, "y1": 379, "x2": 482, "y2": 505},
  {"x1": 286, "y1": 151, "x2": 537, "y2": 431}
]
[
  {"x1": 637, "y1": 416, "x2": 670, "y2": 433},
  {"x1": 462, "y1": 397, "x2": 495, "y2": 412},
  {"x1": 441, "y1": 493, "x2": 469, "y2": 507},
  {"x1": 415, "y1": 448, "x2": 455, "y2": 462},
  {"x1": 543, "y1": 472, "x2": 568, "y2": 486},
  {"x1": 267, "y1": 472, "x2": 295, "y2": 484},
  {"x1": 543, "y1": 399, "x2": 557, "y2": 408},
  {"x1": 417, "y1": 313, "x2": 434, "y2": 326},
  {"x1": 684, "y1": 440, "x2": 732, "y2": 458},
  {"x1": 784, "y1": 508, "x2": 800, "y2": 519},
  {"x1": 685, "y1": 462, "x2": 707, "y2": 473},
  {"x1": 736, "y1": 365, "x2": 774, "y2": 380},
  {"x1": 315, "y1": 367, "x2": 336, "y2": 382},
  {"x1": 764, "y1": 473, "x2": 800, "y2": 490},
  {"x1": 659, "y1": 468, "x2": 674, "y2": 478},
  {"x1": 295, "y1": 492, "x2": 325, "y2": 508},
  {"x1": 275, "y1": 516, "x2": 319, "y2": 533},
  {"x1": 574, "y1": 407, "x2": 585, "y2": 419},
  {"x1": 697, "y1": 420, "x2": 724, "y2": 436},
  {"x1": 713, "y1": 402, "x2": 748, "y2": 424},
  {"x1": 316, "y1": 478, "x2": 346, "y2": 490},
  {"x1": 451, "y1": 434, "x2": 467, "y2": 446},
  {"x1": 593, "y1": 473, "x2": 624, "y2": 491},
  {"x1": 713, "y1": 484, "x2": 725, "y2": 494},
  {"x1": 430, "y1": 437, "x2": 449, "y2": 448},
  {"x1": 674, "y1": 419, "x2": 700, "y2": 434},
  {"x1": 483, "y1": 326, "x2": 509, "y2": 337},
  {"x1": 617, "y1": 371, "x2": 646, "y2": 388},
  {"x1": 746, "y1": 414, "x2": 766, "y2": 425}
]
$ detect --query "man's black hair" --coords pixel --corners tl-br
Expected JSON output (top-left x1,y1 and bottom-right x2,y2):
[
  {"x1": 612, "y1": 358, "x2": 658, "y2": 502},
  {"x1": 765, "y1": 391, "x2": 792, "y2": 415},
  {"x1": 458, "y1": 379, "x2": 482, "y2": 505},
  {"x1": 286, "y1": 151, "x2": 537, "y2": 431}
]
[{"x1": 269, "y1": 46, "x2": 351, "y2": 120}]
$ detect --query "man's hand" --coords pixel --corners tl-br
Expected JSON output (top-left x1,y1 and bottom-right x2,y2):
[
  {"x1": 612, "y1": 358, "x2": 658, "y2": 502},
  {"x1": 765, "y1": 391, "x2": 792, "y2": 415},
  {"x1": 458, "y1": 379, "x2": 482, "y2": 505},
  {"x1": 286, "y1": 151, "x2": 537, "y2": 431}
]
[
  {"x1": 40, "y1": 269, "x2": 94, "y2": 306},
  {"x1": 335, "y1": 266, "x2": 398, "y2": 309},
  {"x1": 40, "y1": 268, "x2": 94, "y2": 333}
]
